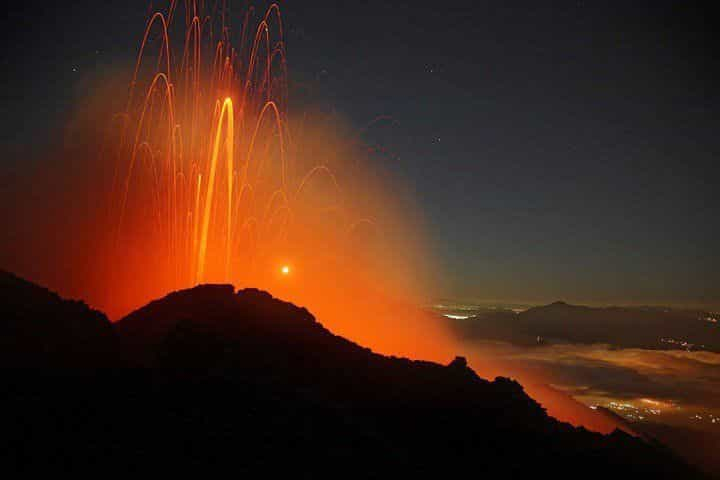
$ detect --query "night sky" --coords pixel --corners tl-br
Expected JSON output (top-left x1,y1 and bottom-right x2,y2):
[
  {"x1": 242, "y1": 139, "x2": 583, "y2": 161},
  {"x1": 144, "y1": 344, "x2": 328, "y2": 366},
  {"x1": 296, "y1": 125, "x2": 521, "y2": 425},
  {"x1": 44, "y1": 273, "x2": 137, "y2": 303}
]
[{"x1": 1, "y1": 1, "x2": 718, "y2": 306}]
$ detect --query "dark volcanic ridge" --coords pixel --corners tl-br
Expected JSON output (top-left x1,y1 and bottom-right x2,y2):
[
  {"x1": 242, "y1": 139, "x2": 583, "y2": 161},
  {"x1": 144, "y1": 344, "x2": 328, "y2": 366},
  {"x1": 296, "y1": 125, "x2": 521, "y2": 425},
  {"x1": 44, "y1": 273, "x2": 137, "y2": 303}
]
[{"x1": 0, "y1": 270, "x2": 707, "y2": 478}]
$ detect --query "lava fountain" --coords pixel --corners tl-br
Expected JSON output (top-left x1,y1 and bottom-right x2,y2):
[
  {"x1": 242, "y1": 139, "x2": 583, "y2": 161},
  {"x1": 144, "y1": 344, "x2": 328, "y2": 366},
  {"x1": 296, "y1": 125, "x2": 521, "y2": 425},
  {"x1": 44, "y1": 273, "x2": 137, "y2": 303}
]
[{"x1": 110, "y1": 3, "x2": 290, "y2": 294}]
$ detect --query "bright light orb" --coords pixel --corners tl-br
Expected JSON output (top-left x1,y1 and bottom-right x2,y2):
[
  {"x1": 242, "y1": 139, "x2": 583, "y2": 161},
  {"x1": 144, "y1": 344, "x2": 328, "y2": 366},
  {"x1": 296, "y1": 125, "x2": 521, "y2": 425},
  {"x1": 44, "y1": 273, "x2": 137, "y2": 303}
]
[{"x1": 281, "y1": 265, "x2": 290, "y2": 275}]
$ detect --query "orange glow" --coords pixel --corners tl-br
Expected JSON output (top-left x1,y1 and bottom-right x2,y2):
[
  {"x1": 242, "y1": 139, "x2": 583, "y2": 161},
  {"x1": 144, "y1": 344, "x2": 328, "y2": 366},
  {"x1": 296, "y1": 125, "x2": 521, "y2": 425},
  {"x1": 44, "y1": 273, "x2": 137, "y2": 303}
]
[{"x1": 0, "y1": 1, "x2": 630, "y2": 436}]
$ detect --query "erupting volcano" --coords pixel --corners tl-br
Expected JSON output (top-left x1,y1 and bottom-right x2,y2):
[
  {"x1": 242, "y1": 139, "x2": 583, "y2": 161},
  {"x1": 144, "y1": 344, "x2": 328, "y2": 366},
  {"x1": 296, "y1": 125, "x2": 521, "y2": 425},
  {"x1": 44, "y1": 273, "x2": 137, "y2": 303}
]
[
  {"x1": 2, "y1": 4, "x2": 715, "y2": 475},
  {"x1": 66, "y1": 1, "x2": 448, "y2": 361}
]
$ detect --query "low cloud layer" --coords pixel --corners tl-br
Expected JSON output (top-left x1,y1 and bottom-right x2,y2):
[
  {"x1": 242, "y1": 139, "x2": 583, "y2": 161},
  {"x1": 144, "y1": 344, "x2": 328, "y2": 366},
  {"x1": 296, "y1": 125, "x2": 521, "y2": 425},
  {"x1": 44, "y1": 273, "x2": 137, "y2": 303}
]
[{"x1": 463, "y1": 340, "x2": 720, "y2": 428}]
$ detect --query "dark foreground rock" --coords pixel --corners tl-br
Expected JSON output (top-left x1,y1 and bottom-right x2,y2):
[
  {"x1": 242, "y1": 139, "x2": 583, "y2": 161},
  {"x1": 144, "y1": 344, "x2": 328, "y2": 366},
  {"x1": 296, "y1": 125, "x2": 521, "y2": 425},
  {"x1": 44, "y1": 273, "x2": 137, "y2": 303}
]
[{"x1": 0, "y1": 271, "x2": 706, "y2": 478}]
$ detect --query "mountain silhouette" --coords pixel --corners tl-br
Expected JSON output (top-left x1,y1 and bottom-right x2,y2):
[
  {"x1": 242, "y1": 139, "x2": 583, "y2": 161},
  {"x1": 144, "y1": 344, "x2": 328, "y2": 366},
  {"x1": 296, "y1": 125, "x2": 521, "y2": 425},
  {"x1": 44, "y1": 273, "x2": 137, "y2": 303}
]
[
  {"x1": 0, "y1": 271, "x2": 707, "y2": 478},
  {"x1": 450, "y1": 300, "x2": 720, "y2": 352}
]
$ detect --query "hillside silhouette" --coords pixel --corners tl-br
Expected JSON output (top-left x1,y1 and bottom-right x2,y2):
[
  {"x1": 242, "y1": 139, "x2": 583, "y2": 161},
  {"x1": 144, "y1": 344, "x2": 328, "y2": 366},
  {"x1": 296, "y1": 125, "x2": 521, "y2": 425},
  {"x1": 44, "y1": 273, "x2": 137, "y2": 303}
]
[
  {"x1": 0, "y1": 271, "x2": 116, "y2": 367},
  {"x1": 0, "y1": 270, "x2": 707, "y2": 478}
]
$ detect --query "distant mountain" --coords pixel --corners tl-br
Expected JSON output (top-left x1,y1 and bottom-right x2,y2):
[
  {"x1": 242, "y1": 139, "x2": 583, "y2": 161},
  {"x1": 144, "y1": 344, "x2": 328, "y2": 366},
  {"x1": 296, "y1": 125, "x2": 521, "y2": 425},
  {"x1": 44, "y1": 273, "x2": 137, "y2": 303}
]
[
  {"x1": 0, "y1": 272, "x2": 707, "y2": 478},
  {"x1": 449, "y1": 300, "x2": 720, "y2": 352}
]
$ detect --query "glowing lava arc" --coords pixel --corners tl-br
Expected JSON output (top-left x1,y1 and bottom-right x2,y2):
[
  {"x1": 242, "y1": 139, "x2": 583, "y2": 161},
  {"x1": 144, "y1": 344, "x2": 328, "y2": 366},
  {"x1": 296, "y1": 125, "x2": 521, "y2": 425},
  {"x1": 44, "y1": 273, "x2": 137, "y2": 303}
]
[{"x1": 196, "y1": 97, "x2": 234, "y2": 284}]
